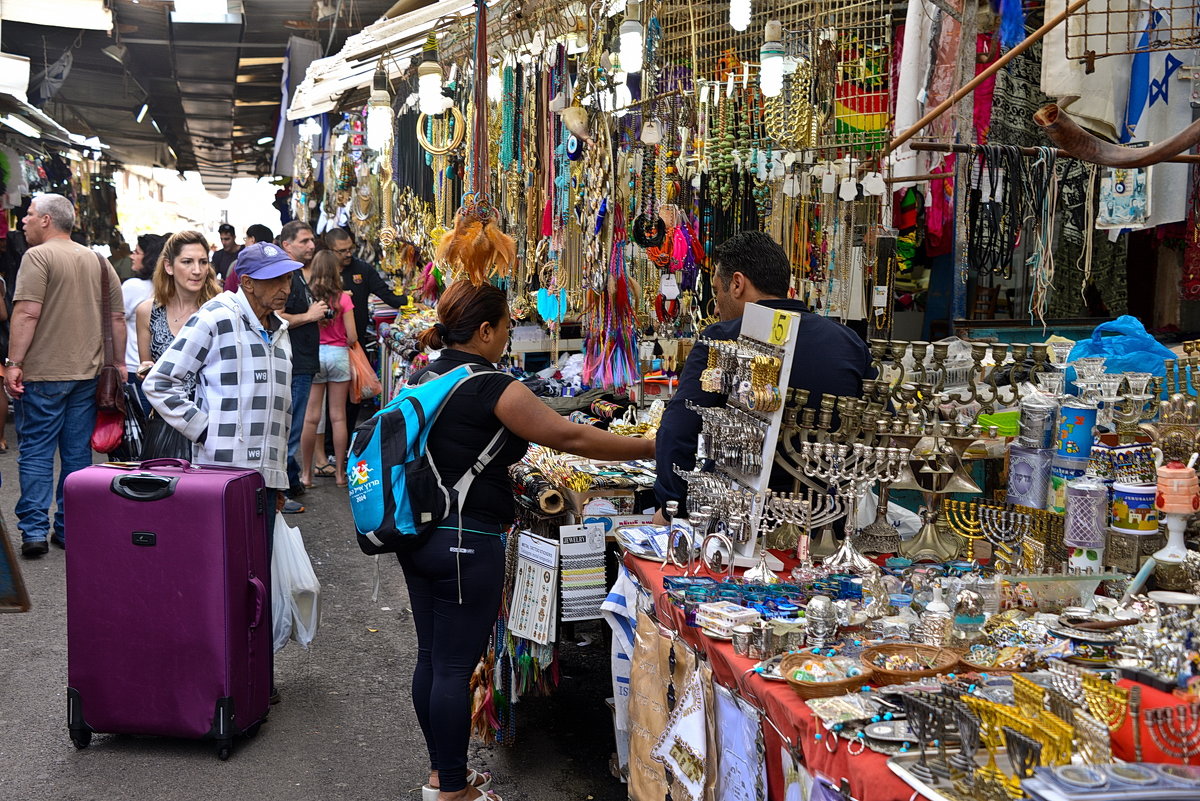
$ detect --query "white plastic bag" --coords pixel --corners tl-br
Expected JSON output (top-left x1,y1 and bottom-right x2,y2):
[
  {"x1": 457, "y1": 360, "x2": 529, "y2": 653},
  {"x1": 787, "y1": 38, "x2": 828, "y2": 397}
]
[{"x1": 270, "y1": 516, "x2": 322, "y2": 650}]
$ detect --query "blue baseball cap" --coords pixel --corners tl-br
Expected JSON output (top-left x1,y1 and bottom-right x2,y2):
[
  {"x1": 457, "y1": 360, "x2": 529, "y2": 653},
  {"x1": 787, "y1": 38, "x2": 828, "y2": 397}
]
[{"x1": 235, "y1": 242, "x2": 302, "y2": 279}]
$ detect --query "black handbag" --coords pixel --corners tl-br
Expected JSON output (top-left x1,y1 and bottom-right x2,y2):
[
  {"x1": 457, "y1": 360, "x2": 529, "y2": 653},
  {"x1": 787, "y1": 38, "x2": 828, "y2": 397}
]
[{"x1": 141, "y1": 412, "x2": 193, "y2": 461}]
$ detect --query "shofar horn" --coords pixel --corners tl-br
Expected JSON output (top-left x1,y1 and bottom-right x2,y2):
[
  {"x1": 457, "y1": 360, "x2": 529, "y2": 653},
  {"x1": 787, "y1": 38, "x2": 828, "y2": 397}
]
[{"x1": 1035, "y1": 103, "x2": 1200, "y2": 167}]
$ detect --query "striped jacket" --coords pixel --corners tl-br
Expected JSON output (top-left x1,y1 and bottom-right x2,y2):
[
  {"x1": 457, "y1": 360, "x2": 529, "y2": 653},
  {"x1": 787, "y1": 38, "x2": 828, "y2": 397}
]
[{"x1": 144, "y1": 289, "x2": 293, "y2": 489}]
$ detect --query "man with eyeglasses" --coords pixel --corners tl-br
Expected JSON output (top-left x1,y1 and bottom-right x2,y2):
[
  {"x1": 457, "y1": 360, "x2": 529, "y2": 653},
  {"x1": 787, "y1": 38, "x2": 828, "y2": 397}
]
[{"x1": 323, "y1": 228, "x2": 408, "y2": 434}]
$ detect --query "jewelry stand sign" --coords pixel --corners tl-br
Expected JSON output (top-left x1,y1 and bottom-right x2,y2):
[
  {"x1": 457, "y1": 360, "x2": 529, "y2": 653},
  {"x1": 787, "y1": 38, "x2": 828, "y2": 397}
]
[
  {"x1": 509, "y1": 531, "x2": 559, "y2": 645},
  {"x1": 690, "y1": 303, "x2": 802, "y2": 569}
]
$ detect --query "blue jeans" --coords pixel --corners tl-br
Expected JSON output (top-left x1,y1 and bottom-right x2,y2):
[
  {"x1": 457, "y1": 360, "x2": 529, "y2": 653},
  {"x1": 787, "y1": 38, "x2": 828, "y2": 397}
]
[
  {"x1": 286, "y1": 373, "x2": 314, "y2": 493},
  {"x1": 14, "y1": 379, "x2": 98, "y2": 544}
]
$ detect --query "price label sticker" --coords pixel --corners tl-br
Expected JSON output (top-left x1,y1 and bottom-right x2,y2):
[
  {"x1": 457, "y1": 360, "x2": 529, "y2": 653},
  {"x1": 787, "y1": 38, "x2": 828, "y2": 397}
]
[
  {"x1": 872, "y1": 285, "x2": 889, "y2": 308},
  {"x1": 769, "y1": 310, "x2": 790, "y2": 345}
]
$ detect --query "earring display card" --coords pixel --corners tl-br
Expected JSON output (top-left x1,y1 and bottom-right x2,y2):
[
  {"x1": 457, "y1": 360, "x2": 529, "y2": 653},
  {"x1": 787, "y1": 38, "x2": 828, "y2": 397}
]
[{"x1": 508, "y1": 531, "x2": 559, "y2": 645}]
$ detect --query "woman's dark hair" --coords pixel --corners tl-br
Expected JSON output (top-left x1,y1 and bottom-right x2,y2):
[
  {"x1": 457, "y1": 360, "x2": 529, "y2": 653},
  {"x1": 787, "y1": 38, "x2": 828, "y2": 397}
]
[
  {"x1": 713, "y1": 230, "x2": 791, "y2": 298},
  {"x1": 417, "y1": 281, "x2": 508, "y2": 350},
  {"x1": 135, "y1": 233, "x2": 166, "y2": 280}
]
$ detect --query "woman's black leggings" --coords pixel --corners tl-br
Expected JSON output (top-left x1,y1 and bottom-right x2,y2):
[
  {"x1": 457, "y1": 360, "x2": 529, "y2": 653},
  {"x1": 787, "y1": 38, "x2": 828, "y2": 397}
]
[{"x1": 398, "y1": 518, "x2": 505, "y2": 793}]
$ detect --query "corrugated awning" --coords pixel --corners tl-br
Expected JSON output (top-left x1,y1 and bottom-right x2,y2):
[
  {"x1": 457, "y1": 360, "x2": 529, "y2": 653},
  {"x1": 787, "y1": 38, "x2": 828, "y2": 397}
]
[
  {"x1": 287, "y1": 0, "x2": 477, "y2": 120},
  {"x1": 0, "y1": 91, "x2": 73, "y2": 144}
]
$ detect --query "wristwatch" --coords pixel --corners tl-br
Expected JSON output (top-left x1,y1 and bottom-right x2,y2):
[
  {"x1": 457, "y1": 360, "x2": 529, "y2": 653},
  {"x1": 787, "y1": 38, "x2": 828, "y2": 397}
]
[{"x1": 4, "y1": 359, "x2": 22, "y2": 368}]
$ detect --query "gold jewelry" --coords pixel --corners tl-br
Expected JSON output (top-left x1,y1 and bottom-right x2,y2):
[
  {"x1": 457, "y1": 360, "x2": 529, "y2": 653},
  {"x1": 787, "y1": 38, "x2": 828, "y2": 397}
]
[{"x1": 416, "y1": 107, "x2": 466, "y2": 156}]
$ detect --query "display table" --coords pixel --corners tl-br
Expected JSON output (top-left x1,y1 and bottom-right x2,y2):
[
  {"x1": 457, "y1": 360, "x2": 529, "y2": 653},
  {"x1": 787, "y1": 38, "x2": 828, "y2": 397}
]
[{"x1": 622, "y1": 551, "x2": 930, "y2": 801}]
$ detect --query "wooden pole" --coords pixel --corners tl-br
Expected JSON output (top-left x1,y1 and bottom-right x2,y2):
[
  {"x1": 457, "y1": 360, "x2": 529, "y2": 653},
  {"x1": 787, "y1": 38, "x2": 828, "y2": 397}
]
[{"x1": 881, "y1": 0, "x2": 1094, "y2": 162}]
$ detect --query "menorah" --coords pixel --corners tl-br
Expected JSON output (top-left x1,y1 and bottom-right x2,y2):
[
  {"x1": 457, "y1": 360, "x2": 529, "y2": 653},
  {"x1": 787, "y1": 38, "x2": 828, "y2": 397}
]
[
  {"x1": 1033, "y1": 710, "x2": 1074, "y2": 767},
  {"x1": 794, "y1": 441, "x2": 908, "y2": 574},
  {"x1": 757, "y1": 487, "x2": 847, "y2": 583},
  {"x1": 962, "y1": 696, "x2": 1010, "y2": 788},
  {"x1": 1011, "y1": 674, "x2": 1046, "y2": 718},
  {"x1": 943, "y1": 499, "x2": 984, "y2": 562},
  {"x1": 891, "y1": 421, "x2": 988, "y2": 563},
  {"x1": 950, "y1": 705, "x2": 982, "y2": 790},
  {"x1": 1049, "y1": 661, "x2": 1088, "y2": 707},
  {"x1": 1139, "y1": 358, "x2": 1200, "y2": 463},
  {"x1": 1073, "y1": 709, "x2": 1113, "y2": 764},
  {"x1": 1145, "y1": 700, "x2": 1200, "y2": 764},
  {"x1": 979, "y1": 504, "x2": 1031, "y2": 573},
  {"x1": 1002, "y1": 727, "x2": 1042, "y2": 799},
  {"x1": 1082, "y1": 672, "x2": 1128, "y2": 734}
]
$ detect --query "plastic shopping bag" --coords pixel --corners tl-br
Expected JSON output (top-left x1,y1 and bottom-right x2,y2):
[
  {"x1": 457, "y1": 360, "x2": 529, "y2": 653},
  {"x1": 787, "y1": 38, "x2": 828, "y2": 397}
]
[
  {"x1": 349, "y1": 342, "x2": 383, "y2": 403},
  {"x1": 1067, "y1": 315, "x2": 1175, "y2": 376},
  {"x1": 270, "y1": 516, "x2": 322, "y2": 650}
]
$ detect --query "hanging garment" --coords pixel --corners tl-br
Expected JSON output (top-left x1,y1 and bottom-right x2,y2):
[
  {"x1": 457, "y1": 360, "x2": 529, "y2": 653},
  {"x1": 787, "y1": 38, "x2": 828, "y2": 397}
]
[
  {"x1": 713, "y1": 684, "x2": 765, "y2": 801},
  {"x1": 1048, "y1": 158, "x2": 1129, "y2": 318},
  {"x1": 650, "y1": 668, "x2": 709, "y2": 801},
  {"x1": 601, "y1": 565, "x2": 643, "y2": 778}
]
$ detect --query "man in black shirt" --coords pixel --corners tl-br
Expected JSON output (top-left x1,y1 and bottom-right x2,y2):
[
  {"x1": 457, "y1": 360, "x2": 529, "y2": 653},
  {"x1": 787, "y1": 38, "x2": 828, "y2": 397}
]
[
  {"x1": 276, "y1": 221, "x2": 326, "y2": 511},
  {"x1": 653, "y1": 231, "x2": 874, "y2": 521},
  {"x1": 324, "y1": 228, "x2": 408, "y2": 432},
  {"x1": 210, "y1": 223, "x2": 241, "y2": 282}
]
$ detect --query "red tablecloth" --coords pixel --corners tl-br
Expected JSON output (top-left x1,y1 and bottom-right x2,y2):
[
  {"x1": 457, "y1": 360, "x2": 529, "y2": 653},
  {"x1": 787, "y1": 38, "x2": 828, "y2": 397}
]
[{"x1": 624, "y1": 552, "x2": 927, "y2": 801}]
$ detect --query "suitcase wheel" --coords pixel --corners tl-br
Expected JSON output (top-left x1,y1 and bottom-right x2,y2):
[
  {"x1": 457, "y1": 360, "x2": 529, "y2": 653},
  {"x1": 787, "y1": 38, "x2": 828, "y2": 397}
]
[
  {"x1": 70, "y1": 729, "x2": 92, "y2": 749},
  {"x1": 217, "y1": 741, "x2": 232, "y2": 761}
]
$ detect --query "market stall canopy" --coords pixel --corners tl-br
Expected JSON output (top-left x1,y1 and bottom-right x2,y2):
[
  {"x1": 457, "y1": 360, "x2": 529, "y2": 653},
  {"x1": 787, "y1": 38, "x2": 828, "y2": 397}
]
[
  {"x1": 0, "y1": 90, "x2": 73, "y2": 145},
  {"x1": 288, "y1": 0, "x2": 479, "y2": 120},
  {"x1": 0, "y1": 0, "x2": 395, "y2": 195}
]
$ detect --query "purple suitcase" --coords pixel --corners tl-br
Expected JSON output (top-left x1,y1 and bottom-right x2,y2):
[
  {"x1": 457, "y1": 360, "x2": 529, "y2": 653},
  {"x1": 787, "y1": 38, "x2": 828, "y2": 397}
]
[{"x1": 64, "y1": 458, "x2": 271, "y2": 759}]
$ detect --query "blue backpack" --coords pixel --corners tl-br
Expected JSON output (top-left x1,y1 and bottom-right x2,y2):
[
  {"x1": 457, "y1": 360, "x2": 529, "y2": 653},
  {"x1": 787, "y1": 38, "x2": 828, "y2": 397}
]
[{"x1": 345, "y1": 364, "x2": 507, "y2": 555}]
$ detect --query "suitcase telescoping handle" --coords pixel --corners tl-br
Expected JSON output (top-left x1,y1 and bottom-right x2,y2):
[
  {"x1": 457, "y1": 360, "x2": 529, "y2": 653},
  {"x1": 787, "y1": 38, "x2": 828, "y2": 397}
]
[
  {"x1": 110, "y1": 474, "x2": 179, "y2": 502},
  {"x1": 248, "y1": 576, "x2": 266, "y2": 629}
]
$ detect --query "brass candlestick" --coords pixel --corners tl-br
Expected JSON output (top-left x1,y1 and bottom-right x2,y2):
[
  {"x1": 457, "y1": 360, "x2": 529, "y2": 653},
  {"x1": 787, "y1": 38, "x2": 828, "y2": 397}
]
[
  {"x1": 944, "y1": 499, "x2": 985, "y2": 562},
  {"x1": 1082, "y1": 672, "x2": 1128, "y2": 734}
]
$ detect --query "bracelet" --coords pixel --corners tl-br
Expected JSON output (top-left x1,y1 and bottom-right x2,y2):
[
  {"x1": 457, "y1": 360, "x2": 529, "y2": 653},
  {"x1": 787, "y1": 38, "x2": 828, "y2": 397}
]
[
  {"x1": 4, "y1": 359, "x2": 21, "y2": 368},
  {"x1": 416, "y1": 107, "x2": 466, "y2": 156}
]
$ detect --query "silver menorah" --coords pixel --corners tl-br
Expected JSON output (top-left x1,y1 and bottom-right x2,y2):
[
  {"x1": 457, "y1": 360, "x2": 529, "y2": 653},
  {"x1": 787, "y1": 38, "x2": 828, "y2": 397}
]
[
  {"x1": 978, "y1": 505, "x2": 1032, "y2": 573},
  {"x1": 794, "y1": 442, "x2": 909, "y2": 574}
]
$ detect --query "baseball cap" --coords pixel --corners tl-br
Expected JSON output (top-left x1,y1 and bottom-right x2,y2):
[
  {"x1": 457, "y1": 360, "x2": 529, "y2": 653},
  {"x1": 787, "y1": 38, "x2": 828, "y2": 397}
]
[{"x1": 235, "y1": 242, "x2": 302, "y2": 279}]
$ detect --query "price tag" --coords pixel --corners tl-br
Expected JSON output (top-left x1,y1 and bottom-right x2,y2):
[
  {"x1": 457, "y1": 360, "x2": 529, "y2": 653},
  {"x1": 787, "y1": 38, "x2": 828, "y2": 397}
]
[
  {"x1": 872, "y1": 285, "x2": 888, "y2": 308},
  {"x1": 769, "y1": 310, "x2": 790, "y2": 345}
]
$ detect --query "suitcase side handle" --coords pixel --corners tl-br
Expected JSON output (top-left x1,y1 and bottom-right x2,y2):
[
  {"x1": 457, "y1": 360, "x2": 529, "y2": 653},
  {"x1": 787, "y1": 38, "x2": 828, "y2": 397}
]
[
  {"x1": 248, "y1": 575, "x2": 266, "y2": 629},
  {"x1": 110, "y1": 474, "x2": 179, "y2": 501}
]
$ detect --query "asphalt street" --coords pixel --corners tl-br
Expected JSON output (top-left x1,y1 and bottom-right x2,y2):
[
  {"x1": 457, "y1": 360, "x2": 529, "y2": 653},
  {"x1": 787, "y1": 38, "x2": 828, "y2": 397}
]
[{"x1": 0, "y1": 447, "x2": 627, "y2": 801}]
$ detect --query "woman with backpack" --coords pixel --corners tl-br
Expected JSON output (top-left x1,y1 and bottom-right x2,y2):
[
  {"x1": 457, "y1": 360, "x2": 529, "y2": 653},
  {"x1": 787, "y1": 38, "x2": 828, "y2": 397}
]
[
  {"x1": 298, "y1": 249, "x2": 356, "y2": 487},
  {"x1": 402, "y1": 280, "x2": 653, "y2": 801}
]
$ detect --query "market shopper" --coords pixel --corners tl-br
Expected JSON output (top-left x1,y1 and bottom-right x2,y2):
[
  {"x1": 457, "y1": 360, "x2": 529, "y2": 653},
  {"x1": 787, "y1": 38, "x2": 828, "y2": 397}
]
[
  {"x1": 275, "y1": 220, "x2": 325, "y2": 513},
  {"x1": 121, "y1": 233, "x2": 167, "y2": 415},
  {"x1": 223, "y1": 223, "x2": 274, "y2": 292},
  {"x1": 7, "y1": 194, "x2": 125, "y2": 557},
  {"x1": 405, "y1": 280, "x2": 654, "y2": 801},
  {"x1": 142, "y1": 240, "x2": 296, "y2": 530},
  {"x1": 652, "y1": 230, "x2": 874, "y2": 519},
  {"x1": 321, "y1": 226, "x2": 407, "y2": 456},
  {"x1": 298, "y1": 250, "x2": 356, "y2": 487},
  {"x1": 210, "y1": 222, "x2": 241, "y2": 282}
]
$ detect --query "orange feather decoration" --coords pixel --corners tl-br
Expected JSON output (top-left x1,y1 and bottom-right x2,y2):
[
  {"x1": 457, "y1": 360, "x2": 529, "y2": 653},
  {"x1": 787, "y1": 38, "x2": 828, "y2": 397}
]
[{"x1": 435, "y1": 208, "x2": 517, "y2": 286}]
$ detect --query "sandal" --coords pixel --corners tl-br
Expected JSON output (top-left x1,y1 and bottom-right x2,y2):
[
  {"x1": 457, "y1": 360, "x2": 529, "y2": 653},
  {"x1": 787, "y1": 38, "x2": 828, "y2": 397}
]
[
  {"x1": 422, "y1": 770, "x2": 492, "y2": 801},
  {"x1": 313, "y1": 463, "x2": 336, "y2": 478}
]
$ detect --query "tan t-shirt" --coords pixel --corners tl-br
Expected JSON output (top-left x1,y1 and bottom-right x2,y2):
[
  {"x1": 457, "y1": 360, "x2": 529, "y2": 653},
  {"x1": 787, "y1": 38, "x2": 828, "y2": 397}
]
[{"x1": 14, "y1": 238, "x2": 124, "y2": 381}]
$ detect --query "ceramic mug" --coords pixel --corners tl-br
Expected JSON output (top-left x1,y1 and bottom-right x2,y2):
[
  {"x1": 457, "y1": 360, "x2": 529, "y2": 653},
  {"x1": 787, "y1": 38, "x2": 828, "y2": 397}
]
[{"x1": 1110, "y1": 483, "x2": 1160, "y2": 533}]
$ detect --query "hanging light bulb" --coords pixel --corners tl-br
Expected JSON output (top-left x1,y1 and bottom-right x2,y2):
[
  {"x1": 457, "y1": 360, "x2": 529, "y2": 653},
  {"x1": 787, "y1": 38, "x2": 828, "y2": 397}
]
[
  {"x1": 417, "y1": 36, "x2": 445, "y2": 116},
  {"x1": 729, "y1": 0, "x2": 751, "y2": 32},
  {"x1": 365, "y1": 66, "x2": 393, "y2": 153},
  {"x1": 488, "y1": 66, "x2": 503, "y2": 103},
  {"x1": 759, "y1": 20, "x2": 784, "y2": 98},
  {"x1": 619, "y1": 1, "x2": 644, "y2": 75}
]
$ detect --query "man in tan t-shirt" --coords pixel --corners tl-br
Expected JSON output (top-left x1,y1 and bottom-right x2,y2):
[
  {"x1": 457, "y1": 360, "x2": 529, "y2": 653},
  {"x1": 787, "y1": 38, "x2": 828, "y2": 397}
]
[{"x1": 5, "y1": 194, "x2": 125, "y2": 558}]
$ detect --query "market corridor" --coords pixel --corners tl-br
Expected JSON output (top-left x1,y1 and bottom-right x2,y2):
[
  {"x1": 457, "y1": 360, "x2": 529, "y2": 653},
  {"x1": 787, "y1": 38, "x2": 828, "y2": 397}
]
[{"x1": 0, "y1": 473, "x2": 624, "y2": 801}]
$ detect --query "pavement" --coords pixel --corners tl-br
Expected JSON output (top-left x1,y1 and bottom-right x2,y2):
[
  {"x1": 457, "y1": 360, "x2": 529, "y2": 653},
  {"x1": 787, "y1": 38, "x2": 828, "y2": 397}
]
[{"x1": 0, "y1": 450, "x2": 627, "y2": 801}]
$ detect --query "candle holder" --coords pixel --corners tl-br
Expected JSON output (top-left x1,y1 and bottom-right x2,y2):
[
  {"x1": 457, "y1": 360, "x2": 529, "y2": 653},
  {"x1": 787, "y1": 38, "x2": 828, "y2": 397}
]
[
  {"x1": 1002, "y1": 727, "x2": 1042, "y2": 798},
  {"x1": 1049, "y1": 661, "x2": 1088, "y2": 707},
  {"x1": 962, "y1": 696, "x2": 1009, "y2": 788},
  {"x1": 899, "y1": 693, "x2": 938, "y2": 784},
  {"x1": 1082, "y1": 672, "x2": 1128, "y2": 734},
  {"x1": 1012, "y1": 674, "x2": 1046, "y2": 718},
  {"x1": 1145, "y1": 700, "x2": 1200, "y2": 764},
  {"x1": 1073, "y1": 709, "x2": 1113, "y2": 764},
  {"x1": 979, "y1": 504, "x2": 1031, "y2": 573},
  {"x1": 943, "y1": 499, "x2": 985, "y2": 562}
]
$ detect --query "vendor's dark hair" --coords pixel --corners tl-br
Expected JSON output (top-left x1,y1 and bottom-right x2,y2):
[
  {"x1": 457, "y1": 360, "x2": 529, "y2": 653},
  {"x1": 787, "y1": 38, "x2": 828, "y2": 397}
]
[
  {"x1": 246, "y1": 223, "x2": 273, "y2": 243},
  {"x1": 417, "y1": 281, "x2": 508, "y2": 350},
  {"x1": 713, "y1": 231, "x2": 790, "y2": 298},
  {"x1": 135, "y1": 233, "x2": 166, "y2": 280}
]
